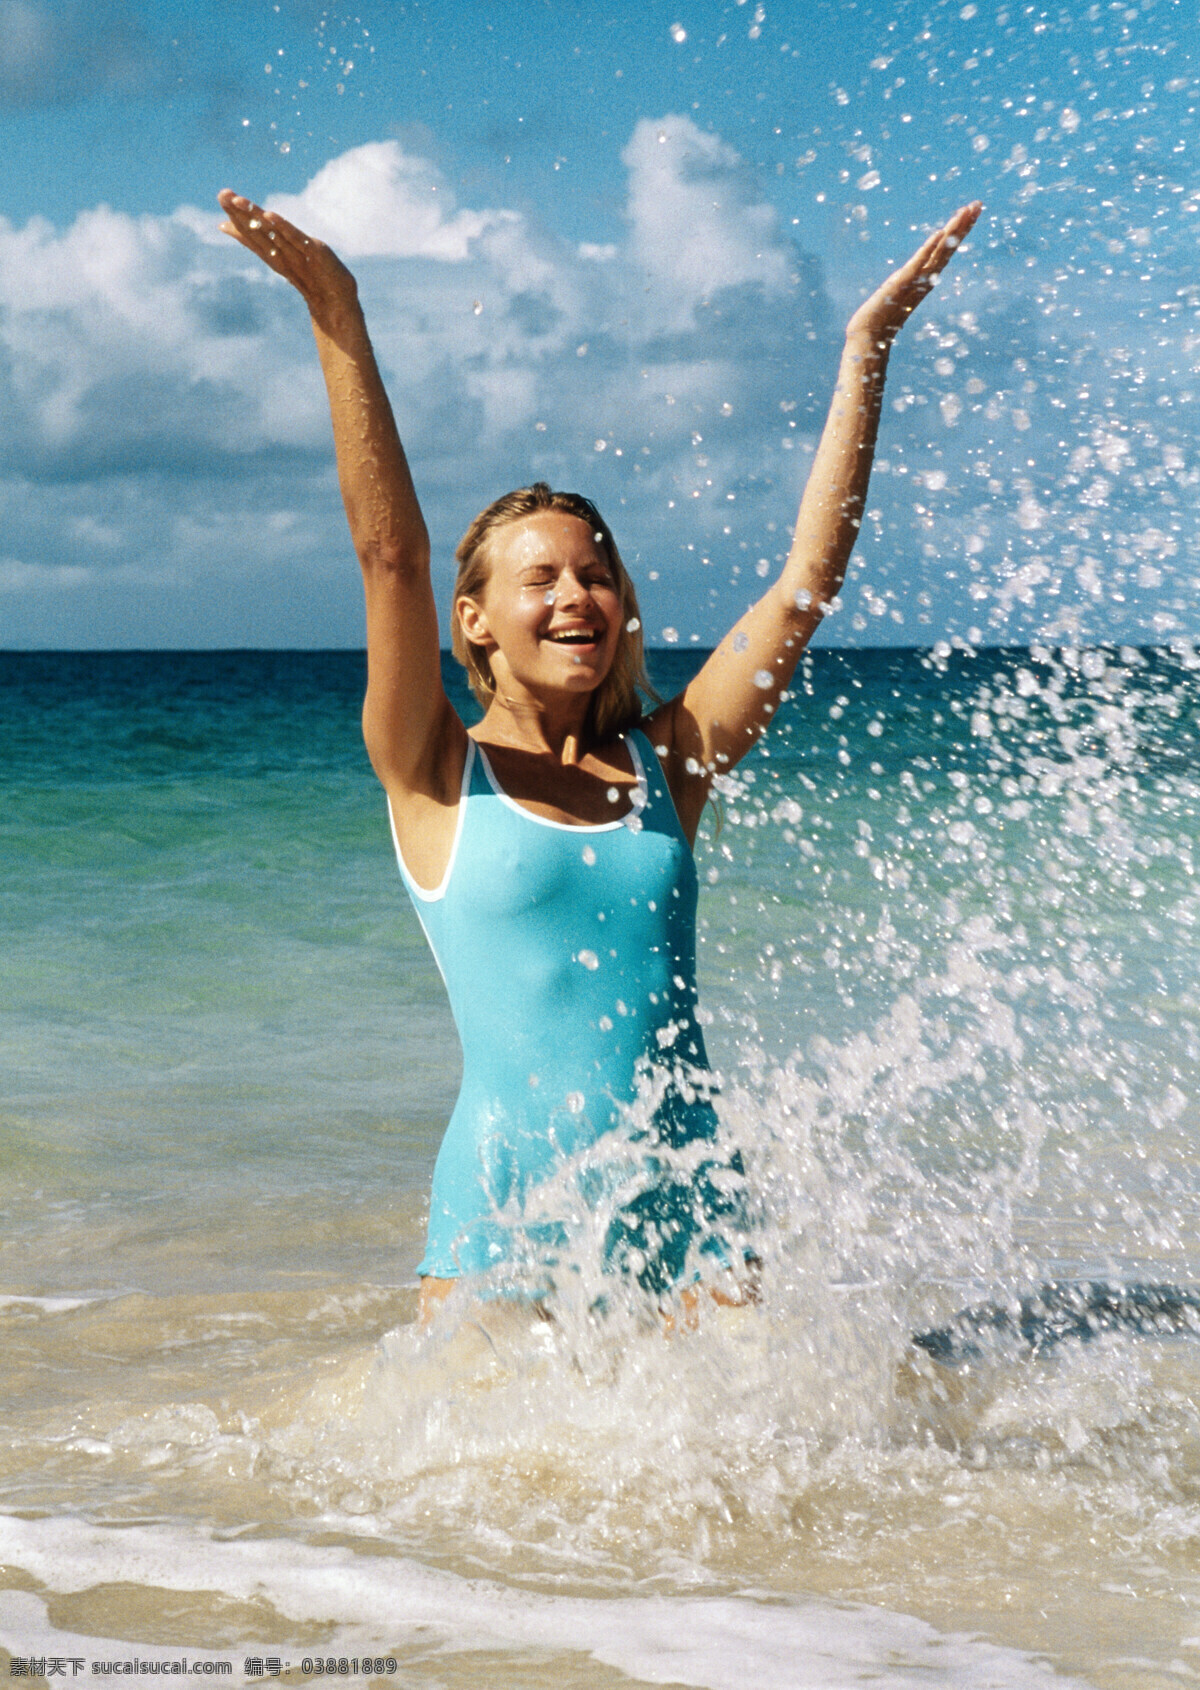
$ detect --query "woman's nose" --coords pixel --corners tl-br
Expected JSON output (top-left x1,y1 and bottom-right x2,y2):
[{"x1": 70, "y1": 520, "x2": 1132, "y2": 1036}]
[{"x1": 555, "y1": 569, "x2": 589, "y2": 606}]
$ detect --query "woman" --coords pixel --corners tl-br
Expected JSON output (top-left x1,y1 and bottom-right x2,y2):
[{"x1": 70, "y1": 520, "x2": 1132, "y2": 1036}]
[{"x1": 218, "y1": 186, "x2": 980, "y2": 1322}]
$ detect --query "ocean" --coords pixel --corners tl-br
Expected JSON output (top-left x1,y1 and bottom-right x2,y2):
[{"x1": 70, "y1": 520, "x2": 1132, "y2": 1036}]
[{"x1": 3, "y1": 643, "x2": 1200, "y2": 1688}]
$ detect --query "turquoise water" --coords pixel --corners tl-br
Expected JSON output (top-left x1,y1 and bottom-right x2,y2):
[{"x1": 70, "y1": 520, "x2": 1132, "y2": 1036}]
[
  {"x1": 4, "y1": 645, "x2": 1200, "y2": 1685},
  {"x1": 3, "y1": 651, "x2": 448, "y2": 1292}
]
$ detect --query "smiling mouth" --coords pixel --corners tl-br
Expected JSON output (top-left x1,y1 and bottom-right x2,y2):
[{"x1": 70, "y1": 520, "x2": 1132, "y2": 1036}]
[{"x1": 547, "y1": 629, "x2": 601, "y2": 646}]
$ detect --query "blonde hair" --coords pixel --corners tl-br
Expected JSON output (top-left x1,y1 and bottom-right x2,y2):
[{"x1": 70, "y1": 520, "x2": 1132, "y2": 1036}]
[{"x1": 451, "y1": 483, "x2": 657, "y2": 746}]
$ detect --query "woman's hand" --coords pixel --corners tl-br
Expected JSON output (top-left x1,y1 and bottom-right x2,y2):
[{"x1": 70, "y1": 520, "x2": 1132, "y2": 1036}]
[
  {"x1": 845, "y1": 200, "x2": 982, "y2": 351},
  {"x1": 217, "y1": 190, "x2": 359, "y2": 336}
]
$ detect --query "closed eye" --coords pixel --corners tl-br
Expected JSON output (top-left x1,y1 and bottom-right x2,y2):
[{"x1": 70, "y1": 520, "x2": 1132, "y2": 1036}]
[{"x1": 521, "y1": 569, "x2": 615, "y2": 592}]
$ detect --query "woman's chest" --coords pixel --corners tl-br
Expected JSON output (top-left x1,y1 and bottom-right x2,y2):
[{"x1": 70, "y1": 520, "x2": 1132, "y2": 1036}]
[{"x1": 449, "y1": 797, "x2": 694, "y2": 931}]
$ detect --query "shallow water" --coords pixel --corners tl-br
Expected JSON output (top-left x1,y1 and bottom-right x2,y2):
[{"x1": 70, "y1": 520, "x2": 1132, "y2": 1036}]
[{"x1": 4, "y1": 645, "x2": 1200, "y2": 1686}]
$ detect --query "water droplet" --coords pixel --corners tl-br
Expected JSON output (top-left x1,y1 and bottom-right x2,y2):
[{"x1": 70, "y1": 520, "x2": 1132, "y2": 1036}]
[
  {"x1": 472, "y1": 300, "x2": 483, "y2": 315},
  {"x1": 606, "y1": 787, "x2": 620, "y2": 803},
  {"x1": 594, "y1": 439, "x2": 607, "y2": 452},
  {"x1": 670, "y1": 21, "x2": 687, "y2": 41},
  {"x1": 626, "y1": 618, "x2": 641, "y2": 633},
  {"x1": 566, "y1": 1091, "x2": 586, "y2": 1113},
  {"x1": 279, "y1": 141, "x2": 291, "y2": 154},
  {"x1": 581, "y1": 845, "x2": 596, "y2": 865},
  {"x1": 544, "y1": 589, "x2": 556, "y2": 604},
  {"x1": 577, "y1": 949, "x2": 599, "y2": 971},
  {"x1": 753, "y1": 669, "x2": 774, "y2": 690},
  {"x1": 599, "y1": 1015, "x2": 613, "y2": 1031},
  {"x1": 733, "y1": 632, "x2": 749, "y2": 652},
  {"x1": 662, "y1": 627, "x2": 679, "y2": 644}
]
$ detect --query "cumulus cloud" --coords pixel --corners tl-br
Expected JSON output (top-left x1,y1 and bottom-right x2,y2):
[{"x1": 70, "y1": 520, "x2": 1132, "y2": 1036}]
[
  {"x1": 622, "y1": 115, "x2": 792, "y2": 330},
  {"x1": 0, "y1": 203, "x2": 328, "y2": 480},
  {"x1": 0, "y1": 119, "x2": 830, "y2": 543},
  {"x1": 0, "y1": 113, "x2": 1192, "y2": 648},
  {"x1": 265, "y1": 142, "x2": 517, "y2": 263}
]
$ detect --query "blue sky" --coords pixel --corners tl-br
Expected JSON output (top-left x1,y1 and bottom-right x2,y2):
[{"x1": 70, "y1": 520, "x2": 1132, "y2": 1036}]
[{"x1": 0, "y1": 0, "x2": 1194, "y2": 649}]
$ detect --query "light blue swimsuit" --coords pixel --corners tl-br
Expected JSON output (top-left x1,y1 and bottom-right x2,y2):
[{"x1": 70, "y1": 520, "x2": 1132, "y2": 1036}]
[{"x1": 389, "y1": 728, "x2": 741, "y2": 1292}]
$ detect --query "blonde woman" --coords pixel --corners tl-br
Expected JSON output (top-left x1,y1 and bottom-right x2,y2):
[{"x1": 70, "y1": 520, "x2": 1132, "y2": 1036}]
[{"x1": 219, "y1": 187, "x2": 980, "y2": 1322}]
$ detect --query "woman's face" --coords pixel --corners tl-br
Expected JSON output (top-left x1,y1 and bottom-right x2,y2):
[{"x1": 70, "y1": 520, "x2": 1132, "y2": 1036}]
[{"x1": 458, "y1": 512, "x2": 624, "y2": 702}]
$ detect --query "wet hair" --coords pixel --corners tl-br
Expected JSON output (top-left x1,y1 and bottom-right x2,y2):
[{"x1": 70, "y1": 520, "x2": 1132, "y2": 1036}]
[{"x1": 451, "y1": 482, "x2": 657, "y2": 745}]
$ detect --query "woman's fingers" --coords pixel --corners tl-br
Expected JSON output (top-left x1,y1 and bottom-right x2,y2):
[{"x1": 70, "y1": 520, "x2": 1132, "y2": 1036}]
[
  {"x1": 847, "y1": 201, "x2": 981, "y2": 345},
  {"x1": 220, "y1": 213, "x2": 285, "y2": 267},
  {"x1": 255, "y1": 208, "x2": 315, "y2": 255},
  {"x1": 927, "y1": 202, "x2": 982, "y2": 269},
  {"x1": 221, "y1": 219, "x2": 300, "y2": 286},
  {"x1": 892, "y1": 202, "x2": 982, "y2": 298},
  {"x1": 217, "y1": 189, "x2": 331, "y2": 298},
  {"x1": 220, "y1": 192, "x2": 286, "y2": 251},
  {"x1": 218, "y1": 192, "x2": 278, "y2": 253},
  {"x1": 217, "y1": 189, "x2": 356, "y2": 319},
  {"x1": 904, "y1": 203, "x2": 981, "y2": 285}
]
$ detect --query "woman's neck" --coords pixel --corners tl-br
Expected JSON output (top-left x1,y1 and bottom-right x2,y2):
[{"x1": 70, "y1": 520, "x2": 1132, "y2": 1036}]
[{"x1": 474, "y1": 690, "x2": 594, "y2": 764}]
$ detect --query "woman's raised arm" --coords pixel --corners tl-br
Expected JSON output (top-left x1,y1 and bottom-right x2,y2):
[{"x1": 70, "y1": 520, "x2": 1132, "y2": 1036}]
[
  {"x1": 648, "y1": 201, "x2": 982, "y2": 841},
  {"x1": 218, "y1": 192, "x2": 463, "y2": 804}
]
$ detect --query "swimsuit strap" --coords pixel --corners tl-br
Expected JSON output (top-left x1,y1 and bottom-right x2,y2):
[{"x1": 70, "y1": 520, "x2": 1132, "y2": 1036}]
[{"x1": 628, "y1": 727, "x2": 690, "y2": 847}]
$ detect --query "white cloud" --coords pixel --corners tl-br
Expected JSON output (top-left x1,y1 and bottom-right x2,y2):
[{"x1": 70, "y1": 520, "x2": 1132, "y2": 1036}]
[
  {"x1": 0, "y1": 116, "x2": 818, "y2": 490},
  {"x1": 265, "y1": 141, "x2": 515, "y2": 262},
  {"x1": 0, "y1": 199, "x2": 334, "y2": 471},
  {"x1": 622, "y1": 115, "x2": 792, "y2": 332}
]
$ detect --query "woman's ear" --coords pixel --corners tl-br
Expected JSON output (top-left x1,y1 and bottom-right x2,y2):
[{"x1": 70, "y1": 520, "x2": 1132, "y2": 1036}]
[{"x1": 456, "y1": 596, "x2": 494, "y2": 650}]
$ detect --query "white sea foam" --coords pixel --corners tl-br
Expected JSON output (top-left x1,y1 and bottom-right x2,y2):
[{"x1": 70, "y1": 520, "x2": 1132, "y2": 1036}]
[
  {"x1": 0, "y1": 1294, "x2": 105, "y2": 1314},
  {"x1": 0, "y1": 1516, "x2": 1092, "y2": 1689}
]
